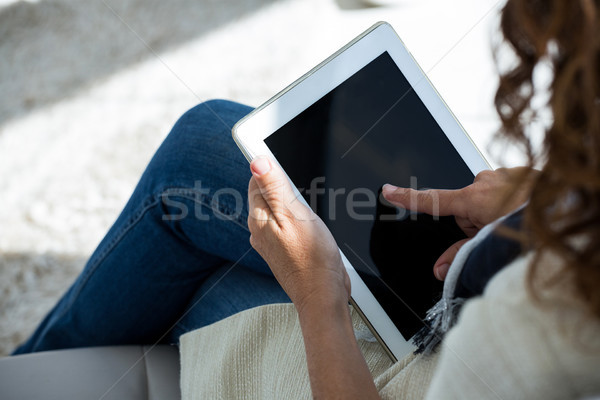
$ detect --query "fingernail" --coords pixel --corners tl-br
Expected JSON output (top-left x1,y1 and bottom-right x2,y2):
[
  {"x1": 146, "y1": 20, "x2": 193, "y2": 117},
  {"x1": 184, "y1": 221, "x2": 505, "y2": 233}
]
[
  {"x1": 435, "y1": 263, "x2": 450, "y2": 281},
  {"x1": 382, "y1": 184, "x2": 398, "y2": 194},
  {"x1": 251, "y1": 157, "x2": 271, "y2": 176}
]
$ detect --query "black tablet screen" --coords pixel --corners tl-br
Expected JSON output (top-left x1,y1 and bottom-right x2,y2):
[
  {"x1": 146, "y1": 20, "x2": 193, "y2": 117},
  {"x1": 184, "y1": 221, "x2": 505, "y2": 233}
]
[{"x1": 264, "y1": 51, "x2": 474, "y2": 340}]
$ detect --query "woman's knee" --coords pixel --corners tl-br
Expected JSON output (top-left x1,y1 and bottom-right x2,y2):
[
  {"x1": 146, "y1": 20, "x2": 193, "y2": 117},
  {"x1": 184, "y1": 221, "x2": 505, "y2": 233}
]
[
  {"x1": 174, "y1": 100, "x2": 253, "y2": 140},
  {"x1": 156, "y1": 100, "x2": 252, "y2": 163},
  {"x1": 140, "y1": 100, "x2": 253, "y2": 191}
]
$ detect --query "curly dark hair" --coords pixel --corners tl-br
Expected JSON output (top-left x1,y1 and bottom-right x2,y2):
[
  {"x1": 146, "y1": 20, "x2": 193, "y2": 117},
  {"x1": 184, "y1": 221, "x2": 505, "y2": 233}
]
[{"x1": 496, "y1": 0, "x2": 600, "y2": 317}]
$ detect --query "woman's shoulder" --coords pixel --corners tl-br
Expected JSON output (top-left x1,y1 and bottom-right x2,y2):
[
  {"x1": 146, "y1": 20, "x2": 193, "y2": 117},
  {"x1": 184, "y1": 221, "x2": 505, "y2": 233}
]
[{"x1": 425, "y1": 253, "x2": 600, "y2": 400}]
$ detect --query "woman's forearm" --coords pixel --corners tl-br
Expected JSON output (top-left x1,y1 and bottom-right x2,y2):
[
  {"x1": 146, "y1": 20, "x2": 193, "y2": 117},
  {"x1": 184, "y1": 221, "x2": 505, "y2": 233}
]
[
  {"x1": 246, "y1": 159, "x2": 379, "y2": 398},
  {"x1": 297, "y1": 298, "x2": 380, "y2": 400}
]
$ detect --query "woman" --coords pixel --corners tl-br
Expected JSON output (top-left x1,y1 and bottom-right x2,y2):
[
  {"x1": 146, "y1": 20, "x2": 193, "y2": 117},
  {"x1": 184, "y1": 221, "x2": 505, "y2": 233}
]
[{"x1": 14, "y1": 0, "x2": 600, "y2": 398}]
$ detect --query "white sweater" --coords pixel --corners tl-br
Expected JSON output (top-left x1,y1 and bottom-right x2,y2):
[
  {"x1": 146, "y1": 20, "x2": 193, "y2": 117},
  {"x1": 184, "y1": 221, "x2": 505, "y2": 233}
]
[{"x1": 180, "y1": 254, "x2": 600, "y2": 399}]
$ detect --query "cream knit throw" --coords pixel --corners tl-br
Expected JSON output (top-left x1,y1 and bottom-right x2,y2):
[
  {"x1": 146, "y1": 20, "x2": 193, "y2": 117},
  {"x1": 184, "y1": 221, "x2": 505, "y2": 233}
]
[
  {"x1": 180, "y1": 255, "x2": 600, "y2": 399},
  {"x1": 180, "y1": 305, "x2": 439, "y2": 399}
]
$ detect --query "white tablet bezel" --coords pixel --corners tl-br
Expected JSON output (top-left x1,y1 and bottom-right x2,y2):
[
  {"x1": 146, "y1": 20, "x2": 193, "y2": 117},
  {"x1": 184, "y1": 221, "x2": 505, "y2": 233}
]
[{"x1": 232, "y1": 21, "x2": 490, "y2": 362}]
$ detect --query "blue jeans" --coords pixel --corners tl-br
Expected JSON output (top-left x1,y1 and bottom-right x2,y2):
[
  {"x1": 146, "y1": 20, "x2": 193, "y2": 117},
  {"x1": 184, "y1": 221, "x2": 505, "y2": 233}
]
[{"x1": 13, "y1": 100, "x2": 290, "y2": 355}]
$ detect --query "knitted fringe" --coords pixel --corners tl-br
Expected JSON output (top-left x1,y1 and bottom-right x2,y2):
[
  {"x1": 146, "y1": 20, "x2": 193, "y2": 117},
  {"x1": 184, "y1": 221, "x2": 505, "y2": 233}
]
[
  {"x1": 410, "y1": 209, "x2": 516, "y2": 355},
  {"x1": 412, "y1": 296, "x2": 466, "y2": 355}
]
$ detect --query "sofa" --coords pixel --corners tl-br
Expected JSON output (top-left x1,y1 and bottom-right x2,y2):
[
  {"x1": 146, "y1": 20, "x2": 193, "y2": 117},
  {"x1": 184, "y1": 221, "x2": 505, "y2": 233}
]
[{"x1": 0, "y1": 345, "x2": 180, "y2": 399}]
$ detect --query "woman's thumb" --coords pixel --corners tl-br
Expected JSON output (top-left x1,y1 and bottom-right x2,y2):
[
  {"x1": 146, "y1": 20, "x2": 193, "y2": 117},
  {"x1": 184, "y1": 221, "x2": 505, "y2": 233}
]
[
  {"x1": 433, "y1": 238, "x2": 470, "y2": 281},
  {"x1": 250, "y1": 156, "x2": 272, "y2": 177},
  {"x1": 250, "y1": 156, "x2": 307, "y2": 220}
]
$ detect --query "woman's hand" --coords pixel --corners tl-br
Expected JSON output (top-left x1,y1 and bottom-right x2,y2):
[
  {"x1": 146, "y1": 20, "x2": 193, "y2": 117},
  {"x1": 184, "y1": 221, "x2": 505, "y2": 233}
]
[
  {"x1": 248, "y1": 156, "x2": 380, "y2": 399},
  {"x1": 247, "y1": 156, "x2": 350, "y2": 313},
  {"x1": 382, "y1": 167, "x2": 537, "y2": 281}
]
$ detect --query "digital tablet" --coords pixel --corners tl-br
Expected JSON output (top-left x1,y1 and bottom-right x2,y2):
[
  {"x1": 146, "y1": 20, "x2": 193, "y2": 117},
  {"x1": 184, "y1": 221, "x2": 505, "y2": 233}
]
[{"x1": 232, "y1": 21, "x2": 489, "y2": 361}]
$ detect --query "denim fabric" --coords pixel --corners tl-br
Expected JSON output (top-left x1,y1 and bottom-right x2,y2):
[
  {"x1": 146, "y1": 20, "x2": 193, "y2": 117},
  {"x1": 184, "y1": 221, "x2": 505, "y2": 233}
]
[
  {"x1": 454, "y1": 208, "x2": 525, "y2": 298},
  {"x1": 13, "y1": 100, "x2": 290, "y2": 354}
]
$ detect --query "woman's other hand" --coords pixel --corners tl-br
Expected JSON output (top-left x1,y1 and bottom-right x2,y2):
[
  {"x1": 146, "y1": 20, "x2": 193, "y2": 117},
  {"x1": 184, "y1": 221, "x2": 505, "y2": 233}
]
[
  {"x1": 247, "y1": 156, "x2": 350, "y2": 313},
  {"x1": 382, "y1": 167, "x2": 537, "y2": 281}
]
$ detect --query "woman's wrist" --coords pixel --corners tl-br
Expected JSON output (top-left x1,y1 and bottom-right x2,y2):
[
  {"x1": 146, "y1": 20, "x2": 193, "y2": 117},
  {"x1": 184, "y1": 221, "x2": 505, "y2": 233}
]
[
  {"x1": 294, "y1": 284, "x2": 380, "y2": 399},
  {"x1": 294, "y1": 287, "x2": 351, "y2": 321},
  {"x1": 296, "y1": 293, "x2": 354, "y2": 343}
]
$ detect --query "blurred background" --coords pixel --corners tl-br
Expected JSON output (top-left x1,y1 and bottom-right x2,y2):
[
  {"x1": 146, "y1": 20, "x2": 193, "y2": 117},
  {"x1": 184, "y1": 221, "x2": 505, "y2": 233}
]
[{"x1": 0, "y1": 0, "x2": 510, "y2": 356}]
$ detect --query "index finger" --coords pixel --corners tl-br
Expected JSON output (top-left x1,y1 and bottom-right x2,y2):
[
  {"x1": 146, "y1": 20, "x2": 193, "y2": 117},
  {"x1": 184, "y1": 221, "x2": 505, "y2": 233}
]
[{"x1": 381, "y1": 184, "x2": 467, "y2": 217}]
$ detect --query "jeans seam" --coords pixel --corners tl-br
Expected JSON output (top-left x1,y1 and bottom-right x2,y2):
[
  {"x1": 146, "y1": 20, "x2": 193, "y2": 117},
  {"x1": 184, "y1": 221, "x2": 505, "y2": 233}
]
[
  {"x1": 172, "y1": 320, "x2": 192, "y2": 338},
  {"x1": 35, "y1": 185, "x2": 250, "y2": 351},
  {"x1": 36, "y1": 194, "x2": 162, "y2": 343},
  {"x1": 161, "y1": 187, "x2": 250, "y2": 233},
  {"x1": 43, "y1": 184, "x2": 250, "y2": 326}
]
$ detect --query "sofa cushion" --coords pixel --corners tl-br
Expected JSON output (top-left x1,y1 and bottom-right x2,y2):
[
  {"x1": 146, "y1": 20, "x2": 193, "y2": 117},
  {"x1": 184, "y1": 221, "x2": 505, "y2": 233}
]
[{"x1": 0, "y1": 345, "x2": 180, "y2": 400}]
